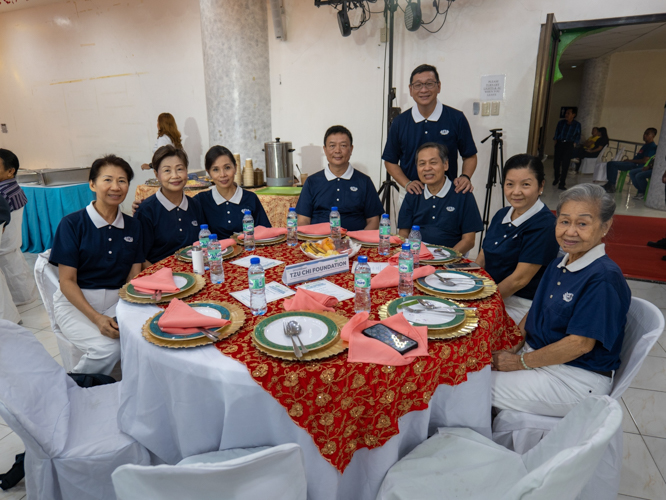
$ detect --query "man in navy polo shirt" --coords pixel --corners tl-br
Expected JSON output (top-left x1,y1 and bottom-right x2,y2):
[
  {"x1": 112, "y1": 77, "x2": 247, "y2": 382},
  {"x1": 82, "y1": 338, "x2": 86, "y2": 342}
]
[
  {"x1": 603, "y1": 127, "x2": 658, "y2": 194},
  {"x1": 296, "y1": 125, "x2": 384, "y2": 231},
  {"x1": 383, "y1": 64, "x2": 478, "y2": 196}
]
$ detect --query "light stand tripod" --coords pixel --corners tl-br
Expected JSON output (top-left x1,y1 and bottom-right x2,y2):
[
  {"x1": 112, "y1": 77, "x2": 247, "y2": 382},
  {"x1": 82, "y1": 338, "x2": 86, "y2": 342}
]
[{"x1": 478, "y1": 128, "x2": 505, "y2": 251}]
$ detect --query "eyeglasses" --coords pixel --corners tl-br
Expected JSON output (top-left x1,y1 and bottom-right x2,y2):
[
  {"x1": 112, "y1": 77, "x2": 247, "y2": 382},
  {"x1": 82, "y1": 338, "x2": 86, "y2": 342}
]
[{"x1": 410, "y1": 81, "x2": 438, "y2": 91}]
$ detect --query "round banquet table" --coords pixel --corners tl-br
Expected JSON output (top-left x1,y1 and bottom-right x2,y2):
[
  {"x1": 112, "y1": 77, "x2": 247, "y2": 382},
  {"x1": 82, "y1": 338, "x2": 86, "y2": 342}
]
[{"x1": 117, "y1": 244, "x2": 521, "y2": 500}]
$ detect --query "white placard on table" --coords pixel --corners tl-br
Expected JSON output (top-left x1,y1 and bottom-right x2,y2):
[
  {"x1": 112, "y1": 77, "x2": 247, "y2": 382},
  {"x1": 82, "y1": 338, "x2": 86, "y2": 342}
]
[
  {"x1": 296, "y1": 279, "x2": 355, "y2": 302},
  {"x1": 230, "y1": 255, "x2": 284, "y2": 270},
  {"x1": 282, "y1": 253, "x2": 349, "y2": 286},
  {"x1": 229, "y1": 281, "x2": 295, "y2": 308},
  {"x1": 480, "y1": 74, "x2": 505, "y2": 101},
  {"x1": 351, "y1": 261, "x2": 390, "y2": 275}
]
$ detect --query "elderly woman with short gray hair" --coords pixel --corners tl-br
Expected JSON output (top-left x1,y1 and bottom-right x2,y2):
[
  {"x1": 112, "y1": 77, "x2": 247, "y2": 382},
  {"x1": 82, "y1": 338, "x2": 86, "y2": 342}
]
[{"x1": 491, "y1": 184, "x2": 631, "y2": 417}]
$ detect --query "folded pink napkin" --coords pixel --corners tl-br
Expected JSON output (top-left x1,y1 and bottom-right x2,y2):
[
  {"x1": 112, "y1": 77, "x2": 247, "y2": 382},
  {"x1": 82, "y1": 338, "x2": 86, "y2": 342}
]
[
  {"x1": 219, "y1": 238, "x2": 236, "y2": 250},
  {"x1": 371, "y1": 265, "x2": 436, "y2": 289},
  {"x1": 387, "y1": 245, "x2": 434, "y2": 265},
  {"x1": 283, "y1": 288, "x2": 338, "y2": 312},
  {"x1": 340, "y1": 312, "x2": 429, "y2": 366},
  {"x1": 298, "y1": 223, "x2": 347, "y2": 235},
  {"x1": 237, "y1": 226, "x2": 287, "y2": 241},
  {"x1": 157, "y1": 298, "x2": 231, "y2": 335},
  {"x1": 347, "y1": 230, "x2": 403, "y2": 245},
  {"x1": 131, "y1": 268, "x2": 180, "y2": 294}
]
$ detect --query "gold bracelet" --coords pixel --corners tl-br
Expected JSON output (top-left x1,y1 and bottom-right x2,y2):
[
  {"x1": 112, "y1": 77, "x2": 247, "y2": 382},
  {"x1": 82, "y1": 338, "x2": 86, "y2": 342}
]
[{"x1": 520, "y1": 352, "x2": 533, "y2": 370}]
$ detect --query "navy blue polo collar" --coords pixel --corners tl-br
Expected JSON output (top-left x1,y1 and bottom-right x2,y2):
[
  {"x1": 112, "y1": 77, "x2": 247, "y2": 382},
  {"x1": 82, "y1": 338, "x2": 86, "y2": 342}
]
[
  {"x1": 85, "y1": 202, "x2": 124, "y2": 229},
  {"x1": 212, "y1": 185, "x2": 243, "y2": 205},
  {"x1": 423, "y1": 177, "x2": 451, "y2": 199},
  {"x1": 156, "y1": 189, "x2": 189, "y2": 211},
  {"x1": 324, "y1": 163, "x2": 354, "y2": 181},
  {"x1": 557, "y1": 243, "x2": 606, "y2": 272},
  {"x1": 502, "y1": 199, "x2": 545, "y2": 227},
  {"x1": 411, "y1": 100, "x2": 443, "y2": 123}
]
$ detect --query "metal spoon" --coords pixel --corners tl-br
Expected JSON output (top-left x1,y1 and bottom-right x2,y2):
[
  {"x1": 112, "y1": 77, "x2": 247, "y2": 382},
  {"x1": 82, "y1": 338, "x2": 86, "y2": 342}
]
[
  {"x1": 200, "y1": 329, "x2": 220, "y2": 342},
  {"x1": 436, "y1": 275, "x2": 492, "y2": 287},
  {"x1": 287, "y1": 320, "x2": 309, "y2": 354},
  {"x1": 284, "y1": 320, "x2": 302, "y2": 358},
  {"x1": 415, "y1": 298, "x2": 476, "y2": 312}
]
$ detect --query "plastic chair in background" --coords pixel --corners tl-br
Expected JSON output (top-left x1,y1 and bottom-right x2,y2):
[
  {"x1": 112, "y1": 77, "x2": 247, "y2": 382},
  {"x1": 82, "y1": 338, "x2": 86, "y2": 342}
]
[
  {"x1": 0, "y1": 320, "x2": 150, "y2": 500},
  {"x1": 580, "y1": 145, "x2": 608, "y2": 175},
  {"x1": 491, "y1": 297, "x2": 664, "y2": 500},
  {"x1": 376, "y1": 396, "x2": 622, "y2": 500},
  {"x1": 615, "y1": 155, "x2": 655, "y2": 194},
  {"x1": 112, "y1": 443, "x2": 307, "y2": 500},
  {"x1": 593, "y1": 146, "x2": 625, "y2": 183}
]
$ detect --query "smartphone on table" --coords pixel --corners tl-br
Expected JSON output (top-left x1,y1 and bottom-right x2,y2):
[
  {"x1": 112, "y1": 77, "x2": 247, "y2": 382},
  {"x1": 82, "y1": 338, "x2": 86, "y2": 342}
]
[
  {"x1": 361, "y1": 324, "x2": 419, "y2": 355},
  {"x1": 443, "y1": 262, "x2": 481, "y2": 271}
]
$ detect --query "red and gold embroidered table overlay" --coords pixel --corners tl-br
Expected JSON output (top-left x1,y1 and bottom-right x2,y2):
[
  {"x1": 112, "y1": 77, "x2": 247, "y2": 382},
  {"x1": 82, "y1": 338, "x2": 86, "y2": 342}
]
[{"x1": 141, "y1": 244, "x2": 521, "y2": 472}]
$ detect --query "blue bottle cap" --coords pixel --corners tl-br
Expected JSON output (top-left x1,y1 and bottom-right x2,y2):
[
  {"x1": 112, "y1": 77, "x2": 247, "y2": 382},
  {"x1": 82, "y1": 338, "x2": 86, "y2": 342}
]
[
  {"x1": 382, "y1": 213, "x2": 389, "y2": 218},
  {"x1": 412, "y1": 225, "x2": 420, "y2": 231},
  {"x1": 250, "y1": 257, "x2": 260, "y2": 265},
  {"x1": 200, "y1": 224, "x2": 208, "y2": 229},
  {"x1": 402, "y1": 243, "x2": 411, "y2": 251},
  {"x1": 289, "y1": 207, "x2": 295, "y2": 211},
  {"x1": 331, "y1": 206, "x2": 338, "y2": 211},
  {"x1": 358, "y1": 256, "x2": 368, "y2": 264},
  {"x1": 209, "y1": 234, "x2": 217, "y2": 239},
  {"x1": 245, "y1": 210, "x2": 251, "y2": 215}
]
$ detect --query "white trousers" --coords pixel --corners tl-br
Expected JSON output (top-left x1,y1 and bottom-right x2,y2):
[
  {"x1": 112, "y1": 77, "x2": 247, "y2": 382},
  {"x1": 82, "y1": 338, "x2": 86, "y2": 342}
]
[
  {"x1": 53, "y1": 288, "x2": 120, "y2": 375},
  {"x1": 503, "y1": 295, "x2": 533, "y2": 325},
  {"x1": 0, "y1": 223, "x2": 21, "y2": 323},
  {"x1": 0, "y1": 208, "x2": 38, "y2": 305},
  {"x1": 491, "y1": 343, "x2": 613, "y2": 417}
]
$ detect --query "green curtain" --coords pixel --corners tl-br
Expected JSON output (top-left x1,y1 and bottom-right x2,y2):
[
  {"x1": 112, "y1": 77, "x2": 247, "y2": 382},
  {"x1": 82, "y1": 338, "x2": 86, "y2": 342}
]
[{"x1": 553, "y1": 27, "x2": 609, "y2": 83}]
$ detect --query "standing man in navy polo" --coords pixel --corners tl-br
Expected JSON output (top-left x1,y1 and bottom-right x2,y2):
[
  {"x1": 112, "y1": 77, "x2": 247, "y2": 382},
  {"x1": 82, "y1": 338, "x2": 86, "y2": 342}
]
[
  {"x1": 382, "y1": 64, "x2": 478, "y2": 195},
  {"x1": 552, "y1": 107, "x2": 581, "y2": 190}
]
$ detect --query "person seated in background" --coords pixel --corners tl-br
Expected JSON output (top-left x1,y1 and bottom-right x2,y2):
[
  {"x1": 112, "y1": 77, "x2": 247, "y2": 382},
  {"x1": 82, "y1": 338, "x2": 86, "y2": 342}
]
[
  {"x1": 135, "y1": 145, "x2": 204, "y2": 267},
  {"x1": 50, "y1": 156, "x2": 144, "y2": 375},
  {"x1": 492, "y1": 184, "x2": 630, "y2": 417},
  {"x1": 603, "y1": 127, "x2": 657, "y2": 193},
  {"x1": 647, "y1": 168, "x2": 666, "y2": 258},
  {"x1": 0, "y1": 195, "x2": 21, "y2": 324},
  {"x1": 571, "y1": 126, "x2": 609, "y2": 172},
  {"x1": 552, "y1": 107, "x2": 581, "y2": 190},
  {"x1": 141, "y1": 112, "x2": 183, "y2": 170},
  {"x1": 398, "y1": 142, "x2": 482, "y2": 255},
  {"x1": 296, "y1": 125, "x2": 384, "y2": 231},
  {"x1": 629, "y1": 152, "x2": 657, "y2": 200},
  {"x1": 0, "y1": 149, "x2": 38, "y2": 306},
  {"x1": 475, "y1": 154, "x2": 559, "y2": 323},
  {"x1": 195, "y1": 145, "x2": 271, "y2": 238}
]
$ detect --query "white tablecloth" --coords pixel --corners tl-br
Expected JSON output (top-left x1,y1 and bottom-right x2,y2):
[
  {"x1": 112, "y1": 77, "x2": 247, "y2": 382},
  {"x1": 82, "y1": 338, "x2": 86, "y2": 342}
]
[{"x1": 117, "y1": 300, "x2": 493, "y2": 500}]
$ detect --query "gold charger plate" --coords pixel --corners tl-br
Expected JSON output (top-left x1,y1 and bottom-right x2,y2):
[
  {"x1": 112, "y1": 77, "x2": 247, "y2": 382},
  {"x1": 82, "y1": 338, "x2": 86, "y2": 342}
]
[
  {"x1": 119, "y1": 273, "x2": 206, "y2": 304},
  {"x1": 414, "y1": 272, "x2": 497, "y2": 301},
  {"x1": 378, "y1": 300, "x2": 480, "y2": 340},
  {"x1": 175, "y1": 244, "x2": 241, "y2": 263},
  {"x1": 297, "y1": 232, "x2": 332, "y2": 241},
  {"x1": 234, "y1": 234, "x2": 287, "y2": 247},
  {"x1": 251, "y1": 311, "x2": 349, "y2": 361},
  {"x1": 141, "y1": 300, "x2": 246, "y2": 348}
]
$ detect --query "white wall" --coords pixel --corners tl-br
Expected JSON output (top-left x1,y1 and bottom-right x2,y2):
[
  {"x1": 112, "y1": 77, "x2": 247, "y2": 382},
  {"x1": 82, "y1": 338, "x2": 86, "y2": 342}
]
[
  {"x1": 0, "y1": 0, "x2": 209, "y2": 211},
  {"x1": 267, "y1": 0, "x2": 666, "y2": 219}
]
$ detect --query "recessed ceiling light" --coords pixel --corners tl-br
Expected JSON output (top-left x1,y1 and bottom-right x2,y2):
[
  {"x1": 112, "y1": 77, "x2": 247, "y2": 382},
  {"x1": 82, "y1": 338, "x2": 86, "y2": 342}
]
[{"x1": 571, "y1": 65, "x2": 577, "y2": 68}]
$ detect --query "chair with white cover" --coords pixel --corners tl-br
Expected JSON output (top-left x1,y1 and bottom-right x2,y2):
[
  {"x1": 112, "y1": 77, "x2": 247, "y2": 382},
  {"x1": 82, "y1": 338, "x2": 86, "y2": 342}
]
[
  {"x1": 593, "y1": 146, "x2": 624, "y2": 183},
  {"x1": 376, "y1": 396, "x2": 622, "y2": 500},
  {"x1": 492, "y1": 297, "x2": 664, "y2": 500},
  {"x1": 112, "y1": 443, "x2": 307, "y2": 500},
  {"x1": 0, "y1": 320, "x2": 150, "y2": 500},
  {"x1": 581, "y1": 145, "x2": 608, "y2": 175},
  {"x1": 33, "y1": 249, "x2": 84, "y2": 372}
]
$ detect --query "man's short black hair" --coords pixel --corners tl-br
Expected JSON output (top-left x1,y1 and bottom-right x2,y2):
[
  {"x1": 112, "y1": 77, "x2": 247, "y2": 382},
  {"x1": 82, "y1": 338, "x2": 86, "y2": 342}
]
[
  {"x1": 646, "y1": 127, "x2": 658, "y2": 137},
  {"x1": 410, "y1": 64, "x2": 440, "y2": 85},
  {"x1": 324, "y1": 125, "x2": 353, "y2": 146},
  {"x1": 415, "y1": 142, "x2": 449, "y2": 164},
  {"x1": 0, "y1": 149, "x2": 20, "y2": 177},
  {"x1": 567, "y1": 107, "x2": 578, "y2": 116}
]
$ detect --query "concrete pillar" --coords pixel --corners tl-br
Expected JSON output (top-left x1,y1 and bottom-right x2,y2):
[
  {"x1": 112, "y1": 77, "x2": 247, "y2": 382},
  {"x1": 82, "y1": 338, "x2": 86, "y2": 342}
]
[
  {"x1": 577, "y1": 55, "x2": 610, "y2": 139},
  {"x1": 645, "y1": 104, "x2": 666, "y2": 211},
  {"x1": 198, "y1": 0, "x2": 272, "y2": 171}
]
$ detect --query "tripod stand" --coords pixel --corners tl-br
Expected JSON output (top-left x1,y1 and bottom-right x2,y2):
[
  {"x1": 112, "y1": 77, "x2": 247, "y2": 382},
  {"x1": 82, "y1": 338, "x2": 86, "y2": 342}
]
[{"x1": 478, "y1": 129, "x2": 505, "y2": 251}]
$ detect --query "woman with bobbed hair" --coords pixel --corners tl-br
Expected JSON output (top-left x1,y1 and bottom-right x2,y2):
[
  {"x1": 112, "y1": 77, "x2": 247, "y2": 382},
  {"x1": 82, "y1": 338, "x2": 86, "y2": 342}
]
[
  {"x1": 491, "y1": 183, "x2": 631, "y2": 417},
  {"x1": 141, "y1": 112, "x2": 183, "y2": 170},
  {"x1": 50, "y1": 155, "x2": 144, "y2": 375}
]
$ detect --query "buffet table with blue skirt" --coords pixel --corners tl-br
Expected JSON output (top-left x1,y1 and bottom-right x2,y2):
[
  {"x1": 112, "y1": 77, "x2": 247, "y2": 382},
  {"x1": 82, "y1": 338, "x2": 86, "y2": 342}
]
[{"x1": 21, "y1": 183, "x2": 95, "y2": 253}]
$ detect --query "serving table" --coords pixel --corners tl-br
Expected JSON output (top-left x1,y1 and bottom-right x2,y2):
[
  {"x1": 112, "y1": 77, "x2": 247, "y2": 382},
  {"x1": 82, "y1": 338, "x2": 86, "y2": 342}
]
[{"x1": 117, "y1": 243, "x2": 520, "y2": 500}]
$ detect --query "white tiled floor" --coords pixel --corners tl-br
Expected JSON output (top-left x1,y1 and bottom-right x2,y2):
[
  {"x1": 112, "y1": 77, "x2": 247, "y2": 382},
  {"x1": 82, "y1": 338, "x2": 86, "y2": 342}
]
[{"x1": 2, "y1": 250, "x2": 666, "y2": 499}]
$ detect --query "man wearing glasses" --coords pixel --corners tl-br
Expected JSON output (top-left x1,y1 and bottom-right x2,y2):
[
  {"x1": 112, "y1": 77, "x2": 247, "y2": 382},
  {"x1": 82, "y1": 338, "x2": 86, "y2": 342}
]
[{"x1": 383, "y1": 64, "x2": 478, "y2": 195}]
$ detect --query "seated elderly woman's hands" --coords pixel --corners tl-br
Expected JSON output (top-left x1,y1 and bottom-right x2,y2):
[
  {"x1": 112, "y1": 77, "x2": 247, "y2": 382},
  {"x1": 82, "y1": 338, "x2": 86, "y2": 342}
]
[{"x1": 491, "y1": 345, "x2": 524, "y2": 371}]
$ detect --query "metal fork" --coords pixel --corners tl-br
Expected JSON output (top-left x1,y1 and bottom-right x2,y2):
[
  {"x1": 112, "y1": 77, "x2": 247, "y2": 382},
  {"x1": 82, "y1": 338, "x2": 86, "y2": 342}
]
[
  {"x1": 200, "y1": 328, "x2": 221, "y2": 342},
  {"x1": 436, "y1": 275, "x2": 492, "y2": 287}
]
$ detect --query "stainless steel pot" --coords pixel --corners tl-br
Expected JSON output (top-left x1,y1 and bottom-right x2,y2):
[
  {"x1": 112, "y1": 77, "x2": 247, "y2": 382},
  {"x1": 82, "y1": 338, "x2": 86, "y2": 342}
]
[{"x1": 264, "y1": 138, "x2": 295, "y2": 187}]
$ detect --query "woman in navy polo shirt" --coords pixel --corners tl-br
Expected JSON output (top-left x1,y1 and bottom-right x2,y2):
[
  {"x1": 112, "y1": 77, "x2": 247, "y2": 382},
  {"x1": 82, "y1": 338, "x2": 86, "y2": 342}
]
[
  {"x1": 135, "y1": 145, "x2": 204, "y2": 266},
  {"x1": 491, "y1": 184, "x2": 631, "y2": 417},
  {"x1": 195, "y1": 145, "x2": 271, "y2": 239},
  {"x1": 397, "y1": 142, "x2": 482, "y2": 254},
  {"x1": 476, "y1": 154, "x2": 559, "y2": 323},
  {"x1": 295, "y1": 125, "x2": 384, "y2": 231},
  {"x1": 50, "y1": 155, "x2": 144, "y2": 375}
]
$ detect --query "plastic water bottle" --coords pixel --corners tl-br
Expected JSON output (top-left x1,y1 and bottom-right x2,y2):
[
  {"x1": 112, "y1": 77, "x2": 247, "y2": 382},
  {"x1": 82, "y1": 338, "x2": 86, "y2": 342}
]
[
  {"x1": 409, "y1": 225, "x2": 422, "y2": 268},
  {"x1": 398, "y1": 243, "x2": 414, "y2": 297},
  {"x1": 354, "y1": 256, "x2": 372, "y2": 313},
  {"x1": 191, "y1": 242, "x2": 204, "y2": 275},
  {"x1": 208, "y1": 234, "x2": 224, "y2": 284},
  {"x1": 198, "y1": 224, "x2": 211, "y2": 271},
  {"x1": 330, "y1": 206, "x2": 341, "y2": 245},
  {"x1": 287, "y1": 207, "x2": 298, "y2": 247},
  {"x1": 378, "y1": 213, "x2": 391, "y2": 256},
  {"x1": 243, "y1": 210, "x2": 255, "y2": 252},
  {"x1": 248, "y1": 257, "x2": 267, "y2": 316}
]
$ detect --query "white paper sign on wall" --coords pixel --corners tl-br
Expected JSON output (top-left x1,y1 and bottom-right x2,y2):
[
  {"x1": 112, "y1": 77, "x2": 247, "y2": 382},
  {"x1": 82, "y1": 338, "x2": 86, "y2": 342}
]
[{"x1": 481, "y1": 74, "x2": 506, "y2": 101}]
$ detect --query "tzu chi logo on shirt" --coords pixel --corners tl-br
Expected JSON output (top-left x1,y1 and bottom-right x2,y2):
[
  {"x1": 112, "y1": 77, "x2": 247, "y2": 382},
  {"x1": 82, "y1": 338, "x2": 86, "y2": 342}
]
[
  {"x1": 446, "y1": 206, "x2": 455, "y2": 212},
  {"x1": 563, "y1": 292, "x2": 574, "y2": 302},
  {"x1": 440, "y1": 129, "x2": 449, "y2": 135},
  {"x1": 350, "y1": 186, "x2": 358, "y2": 192},
  {"x1": 191, "y1": 220, "x2": 199, "y2": 226},
  {"x1": 124, "y1": 236, "x2": 133, "y2": 243}
]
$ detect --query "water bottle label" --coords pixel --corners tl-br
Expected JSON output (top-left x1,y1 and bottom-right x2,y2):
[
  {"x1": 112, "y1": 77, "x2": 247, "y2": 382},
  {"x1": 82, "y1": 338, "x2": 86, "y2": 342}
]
[
  {"x1": 355, "y1": 274, "x2": 371, "y2": 289},
  {"x1": 399, "y1": 260, "x2": 413, "y2": 274},
  {"x1": 243, "y1": 222, "x2": 254, "y2": 233},
  {"x1": 208, "y1": 248, "x2": 220, "y2": 260},
  {"x1": 287, "y1": 219, "x2": 297, "y2": 228},
  {"x1": 199, "y1": 237, "x2": 209, "y2": 248},
  {"x1": 379, "y1": 226, "x2": 390, "y2": 236},
  {"x1": 410, "y1": 241, "x2": 421, "y2": 253},
  {"x1": 249, "y1": 275, "x2": 265, "y2": 290},
  {"x1": 330, "y1": 219, "x2": 341, "y2": 228}
]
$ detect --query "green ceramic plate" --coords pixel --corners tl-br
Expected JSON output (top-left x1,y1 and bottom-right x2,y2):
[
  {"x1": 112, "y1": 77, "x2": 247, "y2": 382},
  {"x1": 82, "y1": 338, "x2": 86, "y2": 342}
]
[
  {"x1": 416, "y1": 270, "x2": 484, "y2": 295},
  {"x1": 126, "y1": 272, "x2": 196, "y2": 298},
  {"x1": 420, "y1": 245, "x2": 460, "y2": 263},
  {"x1": 388, "y1": 296, "x2": 466, "y2": 329},
  {"x1": 254, "y1": 312, "x2": 338, "y2": 352},
  {"x1": 148, "y1": 303, "x2": 231, "y2": 341}
]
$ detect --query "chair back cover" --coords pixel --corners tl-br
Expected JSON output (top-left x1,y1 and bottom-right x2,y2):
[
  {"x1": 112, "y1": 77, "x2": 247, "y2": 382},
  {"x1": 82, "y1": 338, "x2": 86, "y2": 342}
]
[
  {"x1": 580, "y1": 145, "x2": 608, "y2": 174},
  {"x1": 505, "y1": 396, "x2": 622, "y2": 500},
  {"x1": 112, "y1": 443, "x2": 307, "y2": 500},
  {"x1": 0, "y1": 320, "x2": 75, "y2": 457}
]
